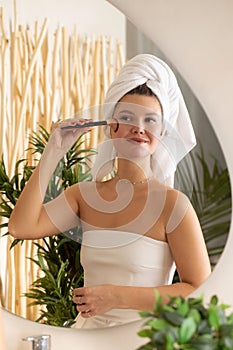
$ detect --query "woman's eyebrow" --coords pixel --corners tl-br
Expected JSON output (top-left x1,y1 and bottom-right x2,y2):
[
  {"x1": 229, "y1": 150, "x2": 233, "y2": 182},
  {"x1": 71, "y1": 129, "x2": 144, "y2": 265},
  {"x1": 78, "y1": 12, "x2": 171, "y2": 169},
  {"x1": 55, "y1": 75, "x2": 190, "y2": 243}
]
[
  {"x1": 117, "y1": 109, "x2": 135, "y2": 115},
  {"x1": 145, "y1": 112, "x2": 162, "y2": 118},
  {"x1": 117, "y1": 110, "x2": 162, "y2": 118}
]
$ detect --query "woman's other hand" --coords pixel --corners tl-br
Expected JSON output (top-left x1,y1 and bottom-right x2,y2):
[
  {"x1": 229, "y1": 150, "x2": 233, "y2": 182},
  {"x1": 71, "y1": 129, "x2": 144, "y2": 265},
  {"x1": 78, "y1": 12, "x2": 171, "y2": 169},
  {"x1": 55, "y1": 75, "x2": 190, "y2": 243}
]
[{"x1": 73, "y1": 285, "x2": 117, "y2": 318}]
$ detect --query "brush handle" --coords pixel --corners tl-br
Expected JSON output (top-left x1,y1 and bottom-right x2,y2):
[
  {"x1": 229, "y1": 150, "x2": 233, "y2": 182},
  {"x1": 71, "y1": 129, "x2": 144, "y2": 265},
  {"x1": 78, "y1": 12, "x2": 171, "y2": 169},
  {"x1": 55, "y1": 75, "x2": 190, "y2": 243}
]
[{"x1": 61, "y1": 120, "x2": 108, "y2": 130}]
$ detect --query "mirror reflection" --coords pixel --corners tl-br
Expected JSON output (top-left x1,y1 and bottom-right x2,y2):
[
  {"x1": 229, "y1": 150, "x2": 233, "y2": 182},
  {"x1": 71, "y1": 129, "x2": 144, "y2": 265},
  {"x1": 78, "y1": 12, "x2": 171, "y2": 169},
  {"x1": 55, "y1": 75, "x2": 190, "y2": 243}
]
[{"x1": 0, "y1": 0, "x2": 229, "y2": 327}]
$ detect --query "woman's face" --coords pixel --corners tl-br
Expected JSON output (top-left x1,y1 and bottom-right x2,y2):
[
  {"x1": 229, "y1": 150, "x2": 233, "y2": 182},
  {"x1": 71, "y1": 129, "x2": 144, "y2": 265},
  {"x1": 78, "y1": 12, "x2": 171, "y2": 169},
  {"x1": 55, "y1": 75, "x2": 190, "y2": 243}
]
[{"x1": 110, "y1": 94, "x2": 163, "y2": 159}]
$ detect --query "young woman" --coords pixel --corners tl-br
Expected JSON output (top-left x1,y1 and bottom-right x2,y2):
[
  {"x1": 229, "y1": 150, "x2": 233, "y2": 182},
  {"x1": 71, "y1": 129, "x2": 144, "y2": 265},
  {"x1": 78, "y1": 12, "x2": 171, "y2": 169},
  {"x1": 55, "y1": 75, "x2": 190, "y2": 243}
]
[{"x1": 8, "y1": 54, "x2": 211, "y2": 328}]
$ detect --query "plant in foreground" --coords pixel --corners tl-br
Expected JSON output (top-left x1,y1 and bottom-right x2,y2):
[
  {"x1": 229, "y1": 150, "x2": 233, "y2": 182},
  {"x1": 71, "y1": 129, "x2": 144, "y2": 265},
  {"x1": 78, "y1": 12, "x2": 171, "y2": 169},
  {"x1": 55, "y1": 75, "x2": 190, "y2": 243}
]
[{"x1": 137, "y1": 291, "x2": 233, "y2": 350}]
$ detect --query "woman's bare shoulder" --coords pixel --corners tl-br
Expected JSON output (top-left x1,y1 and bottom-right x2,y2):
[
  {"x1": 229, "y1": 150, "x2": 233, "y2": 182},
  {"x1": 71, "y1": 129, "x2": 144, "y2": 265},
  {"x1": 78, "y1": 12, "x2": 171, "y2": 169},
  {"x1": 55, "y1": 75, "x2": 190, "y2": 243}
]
[
  {"x1": 166, "y1": 186, "x2": 190, "y2": 204},
  {"x1": 64, "y1": 180, "x2": 96, "y2": 203},
  {"x1": 162, "y1": 186, "x2": 192, "y2": 233}
]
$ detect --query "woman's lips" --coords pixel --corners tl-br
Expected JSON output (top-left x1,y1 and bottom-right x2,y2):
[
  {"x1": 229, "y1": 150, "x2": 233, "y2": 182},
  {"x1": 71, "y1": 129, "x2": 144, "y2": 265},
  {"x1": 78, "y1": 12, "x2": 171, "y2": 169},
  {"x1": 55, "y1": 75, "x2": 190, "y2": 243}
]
[{"x1": 127, "y1": 137, "x2": 148, "y2": 144}]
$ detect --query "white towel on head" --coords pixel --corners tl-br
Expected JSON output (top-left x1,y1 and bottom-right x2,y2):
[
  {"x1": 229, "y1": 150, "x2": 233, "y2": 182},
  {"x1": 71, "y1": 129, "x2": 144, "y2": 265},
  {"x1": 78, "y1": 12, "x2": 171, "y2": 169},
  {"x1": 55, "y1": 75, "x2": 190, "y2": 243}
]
[{"x1": 92, "y1": 54, "x2": 196, "y2": 186}]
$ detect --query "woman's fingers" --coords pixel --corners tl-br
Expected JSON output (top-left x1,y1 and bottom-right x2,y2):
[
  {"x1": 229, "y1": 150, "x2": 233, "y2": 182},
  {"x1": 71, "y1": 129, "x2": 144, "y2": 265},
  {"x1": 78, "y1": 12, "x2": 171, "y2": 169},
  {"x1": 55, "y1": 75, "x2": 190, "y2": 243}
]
[
  {"x1": 58, "y1": 118, "x2": 92, "y2": 129},
  {"x1": 72, "y1": 285, "x2": 115, "y2": 317},
  {"x1": 73, "y1": 292, "x2": 96, "y2": 317},
  {"x1": 73, "y1": 294, "x2": 85, "y2": 305},
  {"x1": 49, "y1": 118, "x2": 93, "y2": 152}
]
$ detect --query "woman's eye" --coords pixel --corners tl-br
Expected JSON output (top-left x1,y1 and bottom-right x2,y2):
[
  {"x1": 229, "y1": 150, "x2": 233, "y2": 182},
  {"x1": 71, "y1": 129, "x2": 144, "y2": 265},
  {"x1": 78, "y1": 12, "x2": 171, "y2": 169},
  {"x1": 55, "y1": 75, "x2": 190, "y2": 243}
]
[
  {"x1": 144, "y1": 117, "x2": 158, "y2": 124},
  {"x1": 119, "y1": 115, "x2": 132, "y2": 122}
]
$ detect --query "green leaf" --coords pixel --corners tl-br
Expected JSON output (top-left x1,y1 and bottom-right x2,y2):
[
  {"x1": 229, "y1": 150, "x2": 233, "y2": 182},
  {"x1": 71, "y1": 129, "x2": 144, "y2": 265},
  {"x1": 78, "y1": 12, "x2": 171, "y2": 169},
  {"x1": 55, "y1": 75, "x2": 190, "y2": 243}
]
[
  {"x1": 152, "y1": 329, "x2": 167, "y2": 346},
  {"x1": 139, "y1": 310, "x2": 154, "y2": 318},
  {"x1": 147, "y1": 318, "x2": 169, "y2": 331},
  {"x1": 178, "y1": 317, "x2": 197, "y2": 343},
  {"x1": 208, "y1": 309, "x2": 220, "y2": 330},
  {"x1": 163, "y1": 310, "x2": 185, "y2": 326},
  {"x1": 164, "y1": 333, "x2": 176, "y2": 350},
  {"x1": 177, "y1": 300, "x2": 189, "y2": 317},
  {"x1": 219, "y1": 324, "x2": 233, "y2": 337},
  {"x1": 137, "y1": 329, "x2": 154, "y2": 339},
  {"x1": 220, "y1": 335, "x2": 233, "y2": 348},
  {"x1": 210, "y1": 295, "x2": 218, "y2": 306},
  {"x1": 136, "y1": 343, "x2": 153, "y2": 350},
  {"x1": 10, "y1": 239, "x2": 24, "y2": 249},
  {"x1": 188, "y1": 336, "x2": 217, "y2": 350},
  {"x1": 197, "y1": 320, "x2": 212, "y2": 335},
  {"x1": 188, "y1": 309, "x2": 201, "y2": 324},
  {"x1": 153, "y1": 289, "x2": 164, "y2": 314}
]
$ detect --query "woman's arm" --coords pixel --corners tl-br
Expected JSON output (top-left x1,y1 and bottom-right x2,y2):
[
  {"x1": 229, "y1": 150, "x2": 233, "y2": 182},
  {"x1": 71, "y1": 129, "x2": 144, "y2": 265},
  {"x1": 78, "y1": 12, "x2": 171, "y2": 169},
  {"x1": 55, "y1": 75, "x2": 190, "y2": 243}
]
[
  {"x1": 8, "y1": 119, "x2": 91, "y2": 239},
  {"x1": 73, "y1": 282, "x2": 195, "y2": 318},
  {"x1": 166, "y1": 193, "x2": 211, "y2": 289},
  {"x1": 73, "y1": 193, "x2": 211, "y2": 317}
]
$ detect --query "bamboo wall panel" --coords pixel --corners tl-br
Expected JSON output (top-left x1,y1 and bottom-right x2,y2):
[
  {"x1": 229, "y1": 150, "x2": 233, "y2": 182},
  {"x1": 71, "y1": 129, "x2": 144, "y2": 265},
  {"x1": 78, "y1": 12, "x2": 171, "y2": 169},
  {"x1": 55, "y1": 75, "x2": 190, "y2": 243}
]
[{"x1": 0, "y1": 6, "x2": 125, "y2": 320}]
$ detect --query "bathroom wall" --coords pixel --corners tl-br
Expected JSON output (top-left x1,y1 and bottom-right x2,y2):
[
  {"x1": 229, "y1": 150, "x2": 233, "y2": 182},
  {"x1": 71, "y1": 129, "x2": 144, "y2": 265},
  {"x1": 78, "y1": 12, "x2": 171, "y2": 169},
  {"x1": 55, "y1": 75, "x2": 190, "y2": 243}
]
[
  {"x1": 1, "y1": 0, "x2": 126, "y2": 45},
  {"x1": 1, "y1": 1, "x2": 233, "y2": 349}
]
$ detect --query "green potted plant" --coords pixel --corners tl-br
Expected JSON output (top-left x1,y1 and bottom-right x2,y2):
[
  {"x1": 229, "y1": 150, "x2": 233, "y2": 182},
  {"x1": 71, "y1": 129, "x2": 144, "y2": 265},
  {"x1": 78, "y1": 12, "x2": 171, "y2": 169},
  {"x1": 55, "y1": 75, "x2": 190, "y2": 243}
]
[
  {"x1": 0, "y1": 125, "x2": 96, "y2": 326},
  {"x1": 137, "y1": 291, "x2": 233, "y2": 350}
]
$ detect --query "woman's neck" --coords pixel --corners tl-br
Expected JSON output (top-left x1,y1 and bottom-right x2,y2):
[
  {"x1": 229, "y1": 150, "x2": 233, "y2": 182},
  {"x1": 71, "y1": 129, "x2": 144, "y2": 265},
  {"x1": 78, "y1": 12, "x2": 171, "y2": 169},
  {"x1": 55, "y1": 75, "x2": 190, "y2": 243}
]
[{"x1": 116, "y1": 157, "x2": 153, "y2": 183}]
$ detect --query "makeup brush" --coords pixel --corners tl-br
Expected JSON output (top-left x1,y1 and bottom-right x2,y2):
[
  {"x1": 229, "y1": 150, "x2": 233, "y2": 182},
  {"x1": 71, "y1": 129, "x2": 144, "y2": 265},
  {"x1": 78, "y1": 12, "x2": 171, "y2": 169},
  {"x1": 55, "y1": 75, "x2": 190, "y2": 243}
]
[{"x1": 61, "y1": 118, "x2": 119, "y2": 132}]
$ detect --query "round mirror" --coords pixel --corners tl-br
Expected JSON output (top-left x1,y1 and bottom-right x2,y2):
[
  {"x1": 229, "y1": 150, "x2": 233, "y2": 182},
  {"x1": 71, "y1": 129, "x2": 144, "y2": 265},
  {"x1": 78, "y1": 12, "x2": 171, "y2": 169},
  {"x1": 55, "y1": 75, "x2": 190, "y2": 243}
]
[{"x1": 0, "y1": 0, "x2": 232, "y2": 332}]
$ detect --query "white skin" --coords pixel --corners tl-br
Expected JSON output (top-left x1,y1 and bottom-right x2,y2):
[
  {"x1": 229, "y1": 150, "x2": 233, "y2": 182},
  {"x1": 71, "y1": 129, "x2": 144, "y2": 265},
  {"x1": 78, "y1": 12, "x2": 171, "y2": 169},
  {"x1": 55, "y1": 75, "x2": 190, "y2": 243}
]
[{"x1": 8, "y1": 94, "x2": 211, "y2": 319}]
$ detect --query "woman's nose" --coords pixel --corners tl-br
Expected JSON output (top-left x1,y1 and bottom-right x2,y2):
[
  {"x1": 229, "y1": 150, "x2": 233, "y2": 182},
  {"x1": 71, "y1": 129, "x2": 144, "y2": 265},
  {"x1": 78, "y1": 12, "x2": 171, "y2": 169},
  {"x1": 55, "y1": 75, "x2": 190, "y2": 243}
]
[{"x1": 131, "y1": 125, "x2": 145, "y2": 134}]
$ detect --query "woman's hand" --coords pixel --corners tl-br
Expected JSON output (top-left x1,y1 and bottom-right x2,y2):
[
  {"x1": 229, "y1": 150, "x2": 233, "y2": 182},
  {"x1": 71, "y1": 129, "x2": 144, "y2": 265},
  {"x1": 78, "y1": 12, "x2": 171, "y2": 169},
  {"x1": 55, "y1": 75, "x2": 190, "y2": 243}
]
[
  {"x1": 73, "y1": 285, "x2": 117, "y2": 318},
  {"x1": 47, "y1": 118, "x2": 92, "y2": 157}
]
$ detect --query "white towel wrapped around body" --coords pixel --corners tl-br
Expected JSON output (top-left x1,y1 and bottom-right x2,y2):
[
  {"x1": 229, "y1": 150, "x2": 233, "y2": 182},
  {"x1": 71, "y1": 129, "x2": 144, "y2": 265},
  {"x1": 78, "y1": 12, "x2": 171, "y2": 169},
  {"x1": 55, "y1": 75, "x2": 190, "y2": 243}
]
[{"x1": 92, "y1": 54, "x2": 196, "y2": 186}]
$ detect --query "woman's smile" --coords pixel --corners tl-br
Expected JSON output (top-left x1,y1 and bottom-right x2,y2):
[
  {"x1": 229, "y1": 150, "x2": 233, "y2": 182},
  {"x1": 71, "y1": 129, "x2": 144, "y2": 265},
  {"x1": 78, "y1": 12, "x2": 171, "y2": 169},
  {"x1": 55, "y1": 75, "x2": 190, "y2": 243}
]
[{"x1": 127, "y1": 137, "x2": 149, "y2": 144}]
